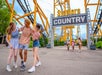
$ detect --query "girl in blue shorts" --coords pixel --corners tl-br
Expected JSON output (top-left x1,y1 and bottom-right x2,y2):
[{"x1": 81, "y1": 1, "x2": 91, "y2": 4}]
[{"x1": 28, "y1": 24, "x2": 41, "y2": 73}]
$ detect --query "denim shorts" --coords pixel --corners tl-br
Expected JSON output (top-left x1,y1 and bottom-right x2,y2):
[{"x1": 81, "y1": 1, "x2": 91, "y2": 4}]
[
  {"x1": 33, "y1": 40, "x2": 39, "y2": 47},
  {"x1": 19, "y1": 44, "x2": 29, "y2": 50}
]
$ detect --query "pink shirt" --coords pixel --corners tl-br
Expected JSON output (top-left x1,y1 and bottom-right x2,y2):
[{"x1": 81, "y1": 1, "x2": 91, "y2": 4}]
[
  {"x1": 72, "y1": 41, "x2": 75, "y2": 46},
  {"x1": 32, "y1": 30, "x2": 40, "y2": 40},
  {"x1": 19, "y1": 26, "x2": 32, "y2": 45}
]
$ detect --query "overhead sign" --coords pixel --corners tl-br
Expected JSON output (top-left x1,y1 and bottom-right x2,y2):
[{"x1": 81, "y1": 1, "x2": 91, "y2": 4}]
[
  {"x1": 57, "y1": 9, "x2": 80, "y2": 16},
  {"x1": 53, "y1": 14, "x2": 87, "y2": 26}
]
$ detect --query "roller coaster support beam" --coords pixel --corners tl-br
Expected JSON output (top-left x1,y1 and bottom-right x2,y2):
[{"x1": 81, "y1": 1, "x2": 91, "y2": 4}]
[
  {"x1": 16, "y1": 11, "x2": 35, "y2": 20},
  {"x1": 33, "y1": 0, "x2": 37, "y2": 27},
  {"x1": 33, "y1": 0, "x2": 49, "y2": 34},
  {"x1": 6, "y1": 0, "x2": 15, "y2": 22},
  {"x1": 10, "y1": 0, "x2": 15, "y2": 22}
]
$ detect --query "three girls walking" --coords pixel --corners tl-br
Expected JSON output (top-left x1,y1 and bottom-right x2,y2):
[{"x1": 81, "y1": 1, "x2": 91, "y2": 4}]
[
  {"x1": 66, "y1": 38, "x2": 82, "y2": 51},
  {"x1": 6, "y1": 19, "x2": 41, "y2": 73}
]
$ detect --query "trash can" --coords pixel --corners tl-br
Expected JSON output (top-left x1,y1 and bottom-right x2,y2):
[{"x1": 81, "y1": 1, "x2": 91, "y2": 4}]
[
  {"x1": 90, "y1": 45, "x2": 96, "y2": 50},
  {"x1": 46, "y1": 44, "x2": 51, "y2": 48}
]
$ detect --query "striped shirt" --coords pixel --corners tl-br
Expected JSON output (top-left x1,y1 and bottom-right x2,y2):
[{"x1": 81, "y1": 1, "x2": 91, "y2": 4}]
[
  {"x1": 32, "y1": 30, "x2": 40, "y2": 41},
  {"x1": 19, "y1": 26, "x2": 32, "y2": 45}
]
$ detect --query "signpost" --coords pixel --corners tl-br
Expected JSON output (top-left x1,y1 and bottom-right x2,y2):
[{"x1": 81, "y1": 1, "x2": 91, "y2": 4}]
[
  {"x1": 53, "y1": 14, "x2": 87, "y2": 26},
  {"x1": 50, "y1": 12, "x2": 91, "y2": 49}
]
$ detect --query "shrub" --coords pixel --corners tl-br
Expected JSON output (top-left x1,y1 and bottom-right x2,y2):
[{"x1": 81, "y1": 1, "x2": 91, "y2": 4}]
[
  {"x1": 82, "y1": 40, "x2": 87, "y2": 46},
  {"x1": 54, "y1": 40, "x2": 64, "y2": 46},
  {"x1": 97, "y1": 38, "x2": 102, "y2": 41},
  {"x1": 39, "y1": 37, "x2": 45, "y2": 47},
  {"x1": 29, "y1": 41, "x2": 33, "y2": 48},
  {"x1": 95, "y1": 41, "x2": 102, "y2": 49},
  {"x1": 59, "y1": 41, "x2": 64, "y2": 46}
]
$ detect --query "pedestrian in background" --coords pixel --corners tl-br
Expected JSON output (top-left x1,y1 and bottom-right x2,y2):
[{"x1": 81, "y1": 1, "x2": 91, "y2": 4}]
[
  {"x1": 72, "y1": 40, "x2": 75, "y2": 51},
  {"x1": 66, "y1": 40, "x2": 70, "y2": 51},
  {"x1": 78, "y1": 38, "x2": 82, "y2": 50}
]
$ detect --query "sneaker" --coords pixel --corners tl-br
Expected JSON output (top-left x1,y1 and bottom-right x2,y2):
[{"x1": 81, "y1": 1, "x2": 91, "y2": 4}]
[
  {"x1": 20, "y1": 61, "x2": 24, "y2": 67},
  {"x1": 13, "y1": 62, "x2": 17, "y2": 68},
  {"x1": 20, "y1": 65, "x2": 26, "y2": 71},
  {"x1": 35, "y1": 61, "x2": 41, "y2": 67},
  {"x1": 28, "y1": 66, "x2": 35, "y2": 73},
  {"x1": 6, "y1": 65, "x2": 12, "y2": 72}
]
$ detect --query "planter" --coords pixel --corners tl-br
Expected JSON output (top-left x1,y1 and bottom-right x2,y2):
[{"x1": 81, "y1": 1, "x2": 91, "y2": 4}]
[
  {"x1": 46, "y1": 44, "x2": 51, "y2": 48},
  {"x1": 90, "y1": 45, "x2": 96, "y2": 50}
]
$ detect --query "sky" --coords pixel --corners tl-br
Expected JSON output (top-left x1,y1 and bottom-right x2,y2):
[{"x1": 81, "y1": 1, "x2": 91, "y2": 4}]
[{"x1": 8, "y1": 0, "x2": 101, "y2": 39}]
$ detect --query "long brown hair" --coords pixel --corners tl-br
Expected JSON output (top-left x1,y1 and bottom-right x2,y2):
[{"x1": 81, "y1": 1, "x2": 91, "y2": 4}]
[{"x1": 6, "y1": 22, "x2": 15, "y2": 35}]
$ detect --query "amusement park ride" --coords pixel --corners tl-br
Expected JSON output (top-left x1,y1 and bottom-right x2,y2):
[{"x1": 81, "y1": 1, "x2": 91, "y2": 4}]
[{"x1": 6, "y1": 0, "x2": 102, "y2": 48}]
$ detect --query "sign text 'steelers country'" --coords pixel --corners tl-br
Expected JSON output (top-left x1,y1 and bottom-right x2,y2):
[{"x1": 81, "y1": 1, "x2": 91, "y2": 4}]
[{"x1": 53, "y1": 14, "x2": 87, "y2": 26}]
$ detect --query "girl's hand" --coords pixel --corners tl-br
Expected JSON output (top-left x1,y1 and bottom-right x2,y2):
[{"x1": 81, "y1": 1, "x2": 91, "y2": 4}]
[{"x1": 9, "y1": 44, "x2": 13, "y2": 49}]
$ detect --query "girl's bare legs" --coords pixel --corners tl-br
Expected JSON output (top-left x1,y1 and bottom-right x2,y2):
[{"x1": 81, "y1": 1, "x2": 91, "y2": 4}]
[
  {"x1": 14, "y1": 49, "x2": 18, "y2": 62},
  {"x1": 36, "y1": 53, "x2": 40, "y2": 63},
  {"x1": 13, "y1": 49, "x2": 18, "y2": 68},
  {"x1": 33, "y1": 47, "x2": 38, "y2": 66},
  {"x1": 79, "y1": 44, "x2": 81, "y2": 50},
  {"x1": 6, "y1": 48, "x2": 14, "y2": 72},
  {"x1": 72, "y1": 46, "x2": 74, "y2": 51},
  {"x1": 28, "y1": 47, "x2": 41, "y2": 73},
  {"x1": 7, "y1": 48, "x2": 14, "y2": 65},
  {"x1": 79, "y1": 44, "x2": 82, "y2": 53}
]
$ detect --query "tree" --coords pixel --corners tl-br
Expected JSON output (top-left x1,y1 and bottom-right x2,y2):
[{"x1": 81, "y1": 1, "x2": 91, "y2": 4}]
[{"x1": 0, "y1": 0, "x2": 10, "y2": 43}]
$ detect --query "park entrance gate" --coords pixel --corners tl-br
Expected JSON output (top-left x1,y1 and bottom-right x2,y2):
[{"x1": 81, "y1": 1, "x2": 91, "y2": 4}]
[{"x1": 49, "y1": 8, "x2": 92, "y2": 49}]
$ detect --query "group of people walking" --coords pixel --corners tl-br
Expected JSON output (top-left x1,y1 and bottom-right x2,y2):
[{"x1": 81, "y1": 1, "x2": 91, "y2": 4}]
[
  {"x1": 6, "y1": 19, "x2": 41, "y2": 73},
  {"x1": 66, "y1": 38, "x2": 82, "y2": 51}
]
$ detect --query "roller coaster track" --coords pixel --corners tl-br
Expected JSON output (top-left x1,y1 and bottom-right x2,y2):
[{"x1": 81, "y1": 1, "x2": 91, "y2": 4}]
[
  {"x1": 24, "y1": 0, "x2": 34, "y2": 23},
  {"x1": 16, "y1": 0, "x2": 48, "y2": 37},
  {"x1": 17, "y1": 0, "x2": 34, "y2": 23},
  {"x1": 94, "y1": 10, "x2": 102, "y2": 34}
]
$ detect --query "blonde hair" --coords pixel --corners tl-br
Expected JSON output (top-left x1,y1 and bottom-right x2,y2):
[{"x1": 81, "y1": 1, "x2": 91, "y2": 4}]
[{"x1": 25, "y1": 19, "x2": 30, "y2": 27}]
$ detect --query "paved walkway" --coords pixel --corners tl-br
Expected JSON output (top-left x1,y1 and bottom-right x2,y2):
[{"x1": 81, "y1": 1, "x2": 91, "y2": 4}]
[{"x1": 0, "y1": 45, "x2": 102, "y2": 75}]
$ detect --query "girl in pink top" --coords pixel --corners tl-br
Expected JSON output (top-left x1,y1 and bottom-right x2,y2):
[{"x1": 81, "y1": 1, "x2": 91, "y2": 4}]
[
  {"x1": 19, "y1": 19, "x2": 32, "y2": 71},
  {"x1": 28, "y1": 24, "x2": 41, "y2": 73},
  {"x1": 72, "y1": 40, "x2": 75, "y2": 51}
]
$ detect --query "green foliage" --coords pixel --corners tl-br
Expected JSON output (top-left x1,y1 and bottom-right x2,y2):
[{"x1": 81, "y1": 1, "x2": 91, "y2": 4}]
[
  {"x1": 39, "y1": 37, "x2": 45, "y2": 47},
  {"x1": 29, "y1": 41, "x2": 33, "y2": 48},
  {"x1": 54, "y1": 39, "x2": 64, "y2": 46},
  {"x1": 95, "y1": 41, "x2": 102, "y2": 49},
  {"x1": 82, "y1": 40, "x2": 87, "y2": 46},
  {"x1": 97, "y1": 38, "x2": 102, "y2": 41},
  {"x1": 39, "y1": 36, "x2": 48, "y2": 47},
  {"x1": 0, "y1": 0, "x2": 10, "y2": 35},
  {"x1": 29, "y1": 36, "x2": 49, "y2": 48}
]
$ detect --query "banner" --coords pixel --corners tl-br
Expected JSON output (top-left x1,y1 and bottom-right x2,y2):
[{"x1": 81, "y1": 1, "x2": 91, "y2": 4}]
[{"x1": 53, "y1": 14, "x2": 87, "y2": 26}]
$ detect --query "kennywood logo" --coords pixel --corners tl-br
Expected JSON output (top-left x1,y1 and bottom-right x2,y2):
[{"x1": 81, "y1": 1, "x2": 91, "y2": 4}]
[{"x1": 53, "y1": 14, "x2": 87, "y2": 26}]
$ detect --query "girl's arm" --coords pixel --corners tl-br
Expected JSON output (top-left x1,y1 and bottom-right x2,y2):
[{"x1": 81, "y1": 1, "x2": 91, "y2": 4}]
[
  {"x1": 6, "y1": 34, "x2": 10, "y2": 45},
  {"x1": 18, "y1": 26, "x2": 25, "y2": 32},
  {"x1": 6, "y1": 34, "x2": 12, "y2": 48}
]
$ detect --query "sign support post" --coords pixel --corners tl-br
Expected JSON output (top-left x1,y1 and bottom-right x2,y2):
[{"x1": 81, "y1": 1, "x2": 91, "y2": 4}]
[{"x1": 49, "y1": 14, "x2": 54, "y2": 48}]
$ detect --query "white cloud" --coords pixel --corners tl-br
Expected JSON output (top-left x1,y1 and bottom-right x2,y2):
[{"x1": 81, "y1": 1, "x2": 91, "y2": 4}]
[{"x1": 70, "y1": 0, "x2": 85, "y2": 13}]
